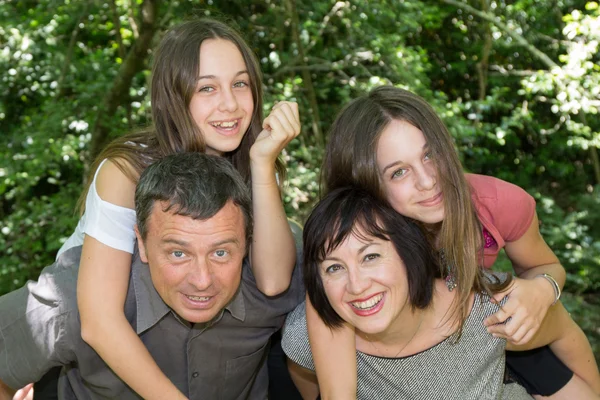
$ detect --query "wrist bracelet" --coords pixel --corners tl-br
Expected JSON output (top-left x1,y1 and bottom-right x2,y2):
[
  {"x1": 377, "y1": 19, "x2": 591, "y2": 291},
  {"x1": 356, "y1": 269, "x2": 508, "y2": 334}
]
[{"x1": 536, "y1": 273, "x2": 561, "y2": 305}]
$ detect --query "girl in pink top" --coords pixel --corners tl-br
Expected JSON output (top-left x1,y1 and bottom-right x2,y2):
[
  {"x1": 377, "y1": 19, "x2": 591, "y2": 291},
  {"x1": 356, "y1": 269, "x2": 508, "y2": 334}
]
[{"x1": 301, "y1": 86, "x2": 600, "y2": 399}]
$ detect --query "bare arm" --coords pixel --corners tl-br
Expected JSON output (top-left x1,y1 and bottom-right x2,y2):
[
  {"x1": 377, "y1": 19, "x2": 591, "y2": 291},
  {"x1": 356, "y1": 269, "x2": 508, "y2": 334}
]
[
  {"x1": 306, "y1": 297, "x2": 357, "y2": 400},
  {"x1": 506, "y1": 302, "x2": 600, "y2": 394},
  {"x1": 0, "y1": 379, "x2": 15, "y2": 400},
  {"x1": 287, "y1": 358, "x2": 320, "y2": 400},
  {"x1": 78, "y1": 160, "x2": 186, "y2": 400},
  {"x1": 485, "y1": 213, "x2": 566, "y2": 344},
  {"x1": 249, "y1": 102, "x2": 300, "y2": 295}
]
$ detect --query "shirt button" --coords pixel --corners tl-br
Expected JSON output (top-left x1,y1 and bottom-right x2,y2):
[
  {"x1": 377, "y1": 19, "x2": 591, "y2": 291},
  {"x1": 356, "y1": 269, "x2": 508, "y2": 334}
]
[{"x1": 192, "y1": 372, "x2": 199, "y2": 378}]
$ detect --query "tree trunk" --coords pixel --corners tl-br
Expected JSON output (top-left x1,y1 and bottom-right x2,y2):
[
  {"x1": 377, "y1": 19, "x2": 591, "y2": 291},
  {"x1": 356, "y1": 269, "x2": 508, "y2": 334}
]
[
  {"x1": 477, "y1": 0, "x2": 492, "y2": 101},
  {"x1": 284, "y1": 0, "x2": 324, "y2": 147},
  {"x1": 89, "y1": 0, "x2": 160, "y2": 159}
]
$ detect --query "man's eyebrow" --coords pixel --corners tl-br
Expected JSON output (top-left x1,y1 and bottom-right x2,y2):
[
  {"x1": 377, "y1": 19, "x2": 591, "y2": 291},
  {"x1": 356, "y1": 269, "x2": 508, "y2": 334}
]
[
  {"x1": 161, "y1": 238, "x2": 190, "y2": 247},
  {"x1": 197, "y1": 70, "x2": 249, "y2": 81},
  {"x1": 212, "y1": 238, "x2": 241, "y2": 247}
]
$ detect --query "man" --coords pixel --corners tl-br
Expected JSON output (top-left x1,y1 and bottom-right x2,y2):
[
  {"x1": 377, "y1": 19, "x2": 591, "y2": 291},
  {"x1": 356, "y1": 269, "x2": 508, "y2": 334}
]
[{"x1": 0, "y1": 153, "x2": 304, "y2": 399}]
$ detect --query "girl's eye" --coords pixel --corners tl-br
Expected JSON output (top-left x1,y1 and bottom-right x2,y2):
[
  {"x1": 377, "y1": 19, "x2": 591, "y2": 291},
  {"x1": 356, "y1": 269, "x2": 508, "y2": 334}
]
[
  {"x1": 325, "y1": 264, "x2": 344, "y2": 274},
  {"x1": 424, "y1": 151, "x2": 432, "y2": 161},
  {"x1": 172, "y1": 250, "x2": 186, "y2": 258},
  {"x1": 233, "y1": 80, "x2": 249, "y2": 88},
  {"x1": 391, "y1": 168, "x2": 407, "y2": 179},
  {"x1": 198, "y1": 86, "x2": 215, "y2": 93},
  {"x1": 364, "y1": 253, "x2": 380, "y2": 262}
]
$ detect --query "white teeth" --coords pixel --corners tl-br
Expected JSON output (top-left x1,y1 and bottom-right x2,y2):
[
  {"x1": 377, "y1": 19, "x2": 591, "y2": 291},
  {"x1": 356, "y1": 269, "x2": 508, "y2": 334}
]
[
  {"x1": 351, "y1": 293, "x2": 383, "y2": 310},
  {"x1": 187, "y1": 295, "x2": 210, "y2": 301},
  {"x1": 211, "y1": 120, "x2": 237, "y2": 128}
]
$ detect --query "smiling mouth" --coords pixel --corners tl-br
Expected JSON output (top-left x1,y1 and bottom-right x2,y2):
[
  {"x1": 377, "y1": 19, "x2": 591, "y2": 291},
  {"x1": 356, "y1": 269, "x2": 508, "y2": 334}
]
[
  {"x1": 186, "y1": 294, "x2": 211, "y2": 302},
  {"x1": 350, "y1": 293, "x2": 384, "y2": 310},
  {"x1": 210, "y1": 119, "x2": 239, "y2": 130},
  {"x1": 419, "y1": 192, "x2": 443, "y2": 206}
]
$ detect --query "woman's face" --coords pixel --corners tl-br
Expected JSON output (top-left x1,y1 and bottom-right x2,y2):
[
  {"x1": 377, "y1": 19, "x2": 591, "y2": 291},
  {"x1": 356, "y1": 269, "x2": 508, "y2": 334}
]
[
  {"x1": 189, "y1": 38, "x2": 254, "y2": 156},
  {"x1": 376, "y1": 119, "x2": 444, "y2": 225},
  {"x1": 320, "y1": 228, "x2": 410, "y2": 337}
]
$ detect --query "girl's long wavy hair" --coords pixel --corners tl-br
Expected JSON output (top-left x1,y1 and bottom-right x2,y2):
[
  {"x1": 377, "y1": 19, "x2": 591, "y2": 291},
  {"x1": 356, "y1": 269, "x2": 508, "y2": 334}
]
[
  {"x1": 78, "y1": 18, "x2": 285, "y2": 212},
  {"x1": 322, "y1": 86, "x2": 486, "y2": 333}
]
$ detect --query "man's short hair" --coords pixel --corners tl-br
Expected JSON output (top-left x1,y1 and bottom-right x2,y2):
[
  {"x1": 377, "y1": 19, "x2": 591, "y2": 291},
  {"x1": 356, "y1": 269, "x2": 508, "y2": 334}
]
[{"x1": 135, "y1": 153, "x2": 252, "y2": 244}]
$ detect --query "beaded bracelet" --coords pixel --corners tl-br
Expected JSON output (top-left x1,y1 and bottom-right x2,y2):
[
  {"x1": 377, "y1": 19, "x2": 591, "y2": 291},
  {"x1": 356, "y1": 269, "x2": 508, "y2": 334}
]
[{"x1": 536, "y1": 273, "x2": 561, "y2": 305}]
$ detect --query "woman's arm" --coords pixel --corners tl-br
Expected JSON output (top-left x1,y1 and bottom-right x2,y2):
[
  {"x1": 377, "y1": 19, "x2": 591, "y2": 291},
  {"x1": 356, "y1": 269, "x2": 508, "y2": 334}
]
[
  {"x1": 484, "y1": 213, "x2": 566, "y2": 344},
  {"x1": 78, "y1": 160, "x2": 186, "y2": 400},
  {"x1": 505, "y1": 302, "x2": 600, "y2": 394},
  {"x1": 249, "y1": 101, "x2": 300, "y2": 295},
  {"x1": 306, "y1": 297, "x2": 357, "y2": 400},
  {"x1": 287, "y1": 358, "x2": 320, "y2": 400}
]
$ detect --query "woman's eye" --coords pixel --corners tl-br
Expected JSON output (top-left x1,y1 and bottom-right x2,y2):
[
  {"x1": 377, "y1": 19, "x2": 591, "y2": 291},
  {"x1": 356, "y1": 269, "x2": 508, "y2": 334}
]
[
  {"x1": 233, "y1": 80, "x2": 249, "y2": 88},
  {"x1": 392, "y1": 168, "x2": 407, "y2": 179},
  {"x1": 172, "y1": 250, "x2": 186, "y2": 258},
  {"x1": 424, "y1": 151, "x2": 432, "y2": 161},
  {"x1": 198, "y1": 86, "x2": 214, "y2": 93},
  {"x1": 325, "y1": 264, "x2": 344, "y2": 274},
  {"x1": 364, "y1": 253, "x2": 380, "y2": 262}
]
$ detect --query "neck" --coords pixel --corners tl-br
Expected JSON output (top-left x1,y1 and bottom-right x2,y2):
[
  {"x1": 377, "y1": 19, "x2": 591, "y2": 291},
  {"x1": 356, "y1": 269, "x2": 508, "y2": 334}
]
[{"x1": 358, "y1": 307, "x2": 428, "y2": 349}]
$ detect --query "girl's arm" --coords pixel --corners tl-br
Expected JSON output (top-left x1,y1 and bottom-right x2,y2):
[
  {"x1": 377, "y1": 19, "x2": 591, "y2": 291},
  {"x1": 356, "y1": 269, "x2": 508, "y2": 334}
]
[
  {"x1": 78, "y1": 160, "x2": 186, "y2": 400},
  {"x1": 306, "y1": 297, "x2": 357, "y2": 400},
  {"x1": 506, "y1": 302, "x2": 600, "y2": 395},
  {"x1": 249, "y1": 101, "x2": 300, "y2": 295},
  {"x1": 484, "y1": 212, "x2": 566, "y2": 344}
]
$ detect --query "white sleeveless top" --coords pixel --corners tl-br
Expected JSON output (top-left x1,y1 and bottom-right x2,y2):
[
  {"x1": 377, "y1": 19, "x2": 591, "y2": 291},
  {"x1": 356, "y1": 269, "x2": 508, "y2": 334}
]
[{"x1": 56, "y1": 159, "x2": 137, "y2": 258}]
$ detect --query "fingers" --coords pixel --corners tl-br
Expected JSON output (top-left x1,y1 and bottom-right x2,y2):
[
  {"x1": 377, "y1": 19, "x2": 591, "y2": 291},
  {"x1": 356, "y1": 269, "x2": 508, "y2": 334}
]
[
  {"x1": 264, "y1": 101, "x2": 301, "y2": 139},
  {"x1": 484, "y1": 307, "x2": 511, "y2": 327},
  {"x1": 13, "y1": 383, "x2": 34, "y2": 400}
]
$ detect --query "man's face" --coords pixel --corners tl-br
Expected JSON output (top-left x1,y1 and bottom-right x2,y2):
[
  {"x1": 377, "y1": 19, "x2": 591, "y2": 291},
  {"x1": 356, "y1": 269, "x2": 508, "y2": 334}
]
[{"x1": 136, "y1": 200, "x2": 246, "y2": 324}]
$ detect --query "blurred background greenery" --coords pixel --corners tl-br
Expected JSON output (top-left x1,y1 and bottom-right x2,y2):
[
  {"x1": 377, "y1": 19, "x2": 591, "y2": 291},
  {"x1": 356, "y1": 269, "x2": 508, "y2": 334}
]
[{"x1": 0, "y1": 0, "x2": 599, "y2": 360}]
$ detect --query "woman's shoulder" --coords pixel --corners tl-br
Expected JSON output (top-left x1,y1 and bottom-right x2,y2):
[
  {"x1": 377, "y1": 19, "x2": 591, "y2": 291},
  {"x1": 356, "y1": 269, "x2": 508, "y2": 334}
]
[
  {"x1": 465, "y1": 174, "x2": 530, "y2": 201},
  {"x1": 281, "y1": 301, "x2": 316, "y2": 371}
]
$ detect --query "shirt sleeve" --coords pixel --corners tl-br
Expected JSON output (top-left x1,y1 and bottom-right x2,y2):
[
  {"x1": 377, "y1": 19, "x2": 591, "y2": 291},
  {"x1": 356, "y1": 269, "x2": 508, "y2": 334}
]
[
  {"x1": 281, "y1": 302, "x2": 316, "y2": 371},
  {"x1": 0, "y1": 264, "x2": 76, "y2": 389},
  {"x1": 491, "y1": 178, "x2": 536, "y2": 242},
  {"x1": 81, "y1": 159, "x2": 137, "y2": 253}
]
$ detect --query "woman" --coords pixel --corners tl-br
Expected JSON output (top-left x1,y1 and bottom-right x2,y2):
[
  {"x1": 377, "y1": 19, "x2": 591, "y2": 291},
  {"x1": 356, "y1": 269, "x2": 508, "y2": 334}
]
[
  {"x1": 283, "y1": 186, "x2": 598, "y2": 400},
  {"x1": 56, "y1": 19, "x2": 300, "y2": 399},
  {"x1": 306, "y1": 86, "x2": 600, "y2": 399}
]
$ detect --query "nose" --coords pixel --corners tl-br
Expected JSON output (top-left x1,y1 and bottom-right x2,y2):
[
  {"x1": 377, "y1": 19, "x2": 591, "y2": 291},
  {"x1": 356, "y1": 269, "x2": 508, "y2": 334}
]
[
  {"x1": 218, "y1": 87, "x2": 239, "y2": 113},
  {"x1": 187, "y1": 259, "x2": 213, "y2": 291},
  {"x1": 346, "y1": 268, "x2": 371, "y2": 295},
  {"x1": 414, "y1": 164, "x2": 436, "y2": 191}
]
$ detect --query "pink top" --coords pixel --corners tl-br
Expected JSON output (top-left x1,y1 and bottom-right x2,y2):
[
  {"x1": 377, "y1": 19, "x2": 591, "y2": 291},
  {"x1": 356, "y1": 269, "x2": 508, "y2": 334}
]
[{"x1": 466, "y1": 174, "x2": 536, "y2": 268}]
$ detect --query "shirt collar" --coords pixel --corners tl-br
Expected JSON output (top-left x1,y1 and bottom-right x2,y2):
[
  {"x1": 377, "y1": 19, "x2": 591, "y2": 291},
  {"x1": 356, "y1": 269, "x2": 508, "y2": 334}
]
[{"x1": 131, "y1": 252, "x2": 247, "y2": 333}]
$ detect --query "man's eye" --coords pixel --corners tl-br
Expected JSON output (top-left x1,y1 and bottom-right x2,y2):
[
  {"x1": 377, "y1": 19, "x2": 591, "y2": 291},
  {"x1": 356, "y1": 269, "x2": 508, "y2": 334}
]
[
  {"x1": 215, "y1": 249, "x2": 228, "y2": 257},
  {"x1": 172, "y1": 251, "x2": 185, "y2": 258}
]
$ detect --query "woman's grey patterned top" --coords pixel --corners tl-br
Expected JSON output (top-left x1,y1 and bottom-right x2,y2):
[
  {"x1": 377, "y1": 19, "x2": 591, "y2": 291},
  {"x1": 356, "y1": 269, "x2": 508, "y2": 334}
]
[{"x1": 282, "y1": 291, "x2": 532, "y2": 400}]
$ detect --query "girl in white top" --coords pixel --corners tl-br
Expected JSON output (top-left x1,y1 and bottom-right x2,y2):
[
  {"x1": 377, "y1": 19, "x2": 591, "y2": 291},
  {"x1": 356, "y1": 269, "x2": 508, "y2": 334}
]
[{"x1": 57, "y1": 19, "x2": 300, "y2": 400}]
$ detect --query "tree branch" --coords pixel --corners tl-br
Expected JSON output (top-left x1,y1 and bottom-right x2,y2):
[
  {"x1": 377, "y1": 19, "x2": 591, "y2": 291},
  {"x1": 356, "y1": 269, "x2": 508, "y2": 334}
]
[
  {"x1": 89, "y1": 0, "x2": 160, "y2": 159},
  {"x1": 441, "y1": 0, "x2": 558, "y2": 69}
]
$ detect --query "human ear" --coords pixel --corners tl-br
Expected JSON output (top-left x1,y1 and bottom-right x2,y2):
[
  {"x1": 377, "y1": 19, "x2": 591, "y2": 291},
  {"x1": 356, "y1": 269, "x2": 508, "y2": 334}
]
[{"x1": 134, "y1": 225, "x2": 149, "y2": 263}]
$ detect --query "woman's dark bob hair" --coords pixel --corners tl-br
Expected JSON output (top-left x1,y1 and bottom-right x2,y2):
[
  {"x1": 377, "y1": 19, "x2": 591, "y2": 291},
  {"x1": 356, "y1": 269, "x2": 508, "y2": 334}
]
[{"x1": 303, "y1": 186, "x2": 441, "y2": 329}]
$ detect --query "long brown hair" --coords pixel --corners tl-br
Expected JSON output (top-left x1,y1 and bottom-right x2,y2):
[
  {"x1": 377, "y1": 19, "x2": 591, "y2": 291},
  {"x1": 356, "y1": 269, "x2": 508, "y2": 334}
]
[
  {"x1": 323, "y1": 86, "x2": 485, "y2": 332},
  {"x1": 79, "y1": 18, "x2": 285, "y2": 212}
]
